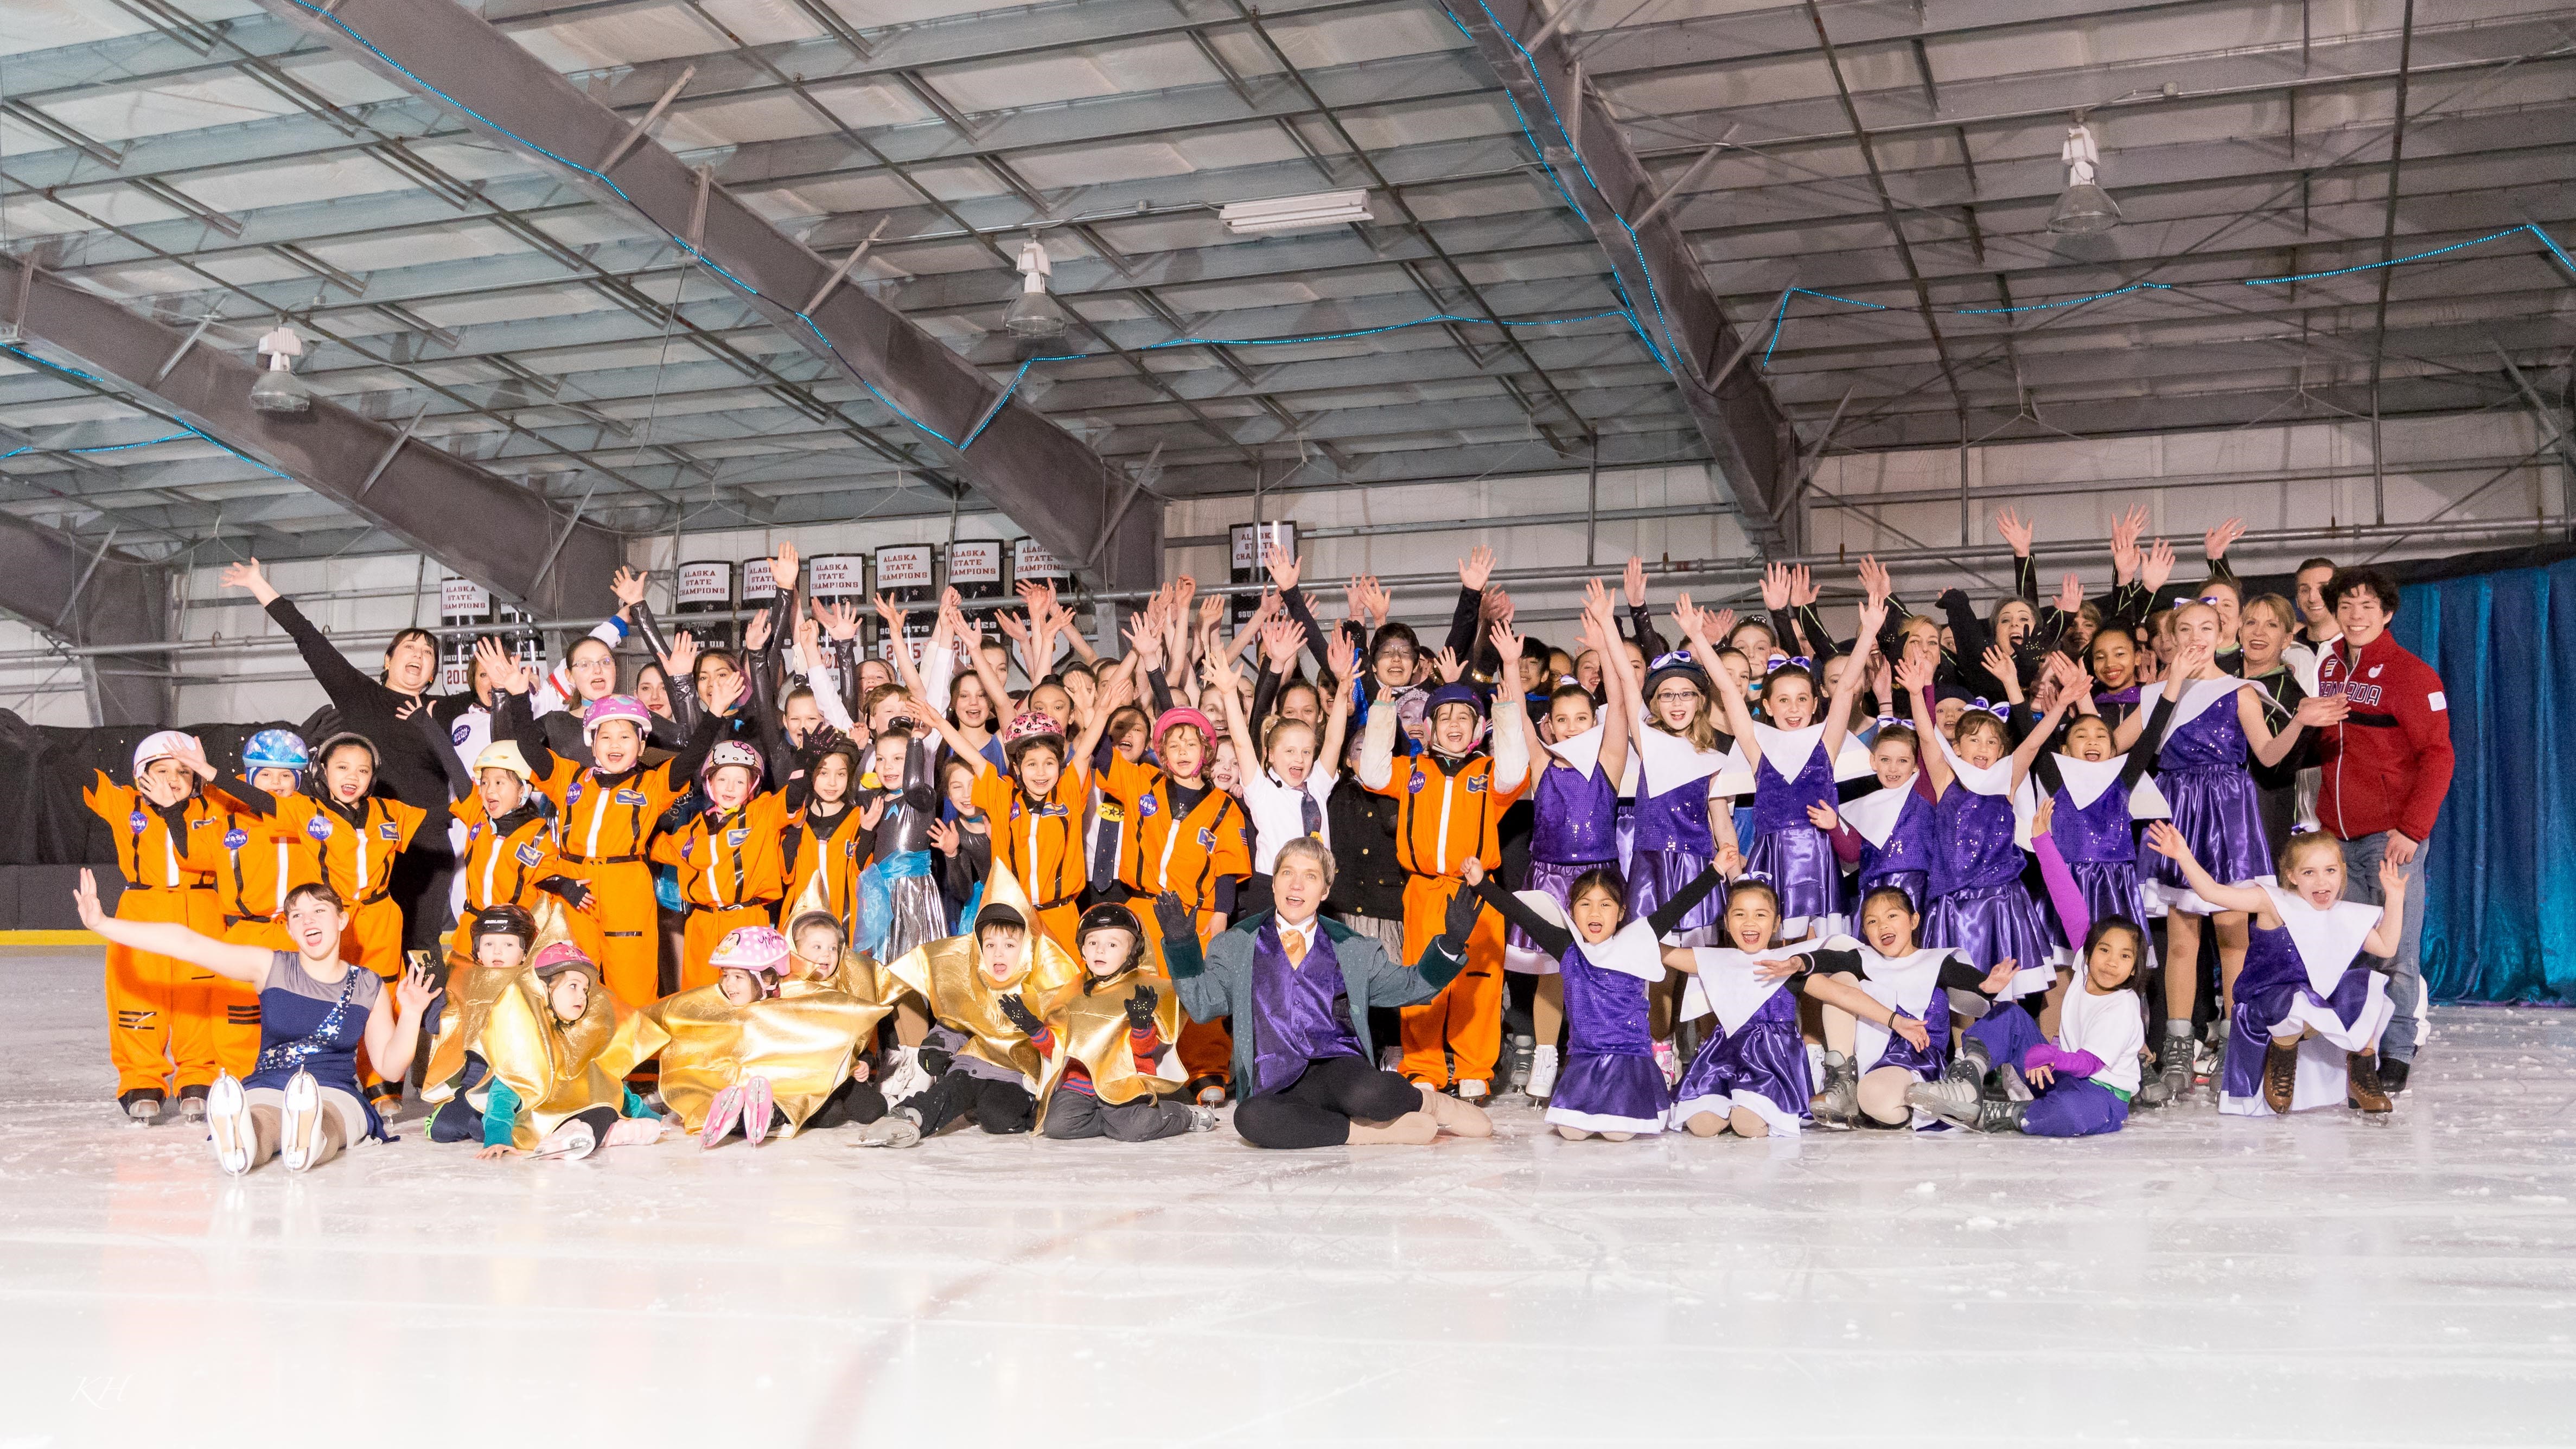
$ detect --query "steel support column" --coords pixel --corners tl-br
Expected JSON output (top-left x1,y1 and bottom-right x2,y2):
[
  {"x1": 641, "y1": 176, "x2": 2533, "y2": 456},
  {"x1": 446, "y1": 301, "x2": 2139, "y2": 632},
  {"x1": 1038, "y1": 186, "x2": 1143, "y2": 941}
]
[
  {"x1": 0, "y1": 257, "x2": 621, "y2": 619},
  {"x1": 1440, "y1": 0, "x2": 1794, "y2": 549},
  {"x1": 0, "y1": 513, "x2": 170, "y2": 725},
  {"x1": 251, "y1": 0, "x2": 1162, "y2": 590}
]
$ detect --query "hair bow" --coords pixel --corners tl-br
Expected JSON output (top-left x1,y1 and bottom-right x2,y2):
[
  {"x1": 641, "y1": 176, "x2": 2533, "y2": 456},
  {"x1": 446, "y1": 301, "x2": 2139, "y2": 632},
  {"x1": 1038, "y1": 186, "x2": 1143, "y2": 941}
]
[
  {"x1": 1875, "y1": 714, "x2": 1900, "y2": 730},
  {"x1": 1649, "y1": 650, "x2": 1695, "y2": 671},
  {"x1": 1735, "y1": 869, "x2": 1776, "y2": 884},
  {"x1": 1966, "y1": 697, "x2": 2009, "y2": 718},
  {"x1": 2196, "y1": 594, "x2": 2227, "y2": 607},
  {"x1": 1788, "y1": 655, "x2": 1814, "y2": 671}
]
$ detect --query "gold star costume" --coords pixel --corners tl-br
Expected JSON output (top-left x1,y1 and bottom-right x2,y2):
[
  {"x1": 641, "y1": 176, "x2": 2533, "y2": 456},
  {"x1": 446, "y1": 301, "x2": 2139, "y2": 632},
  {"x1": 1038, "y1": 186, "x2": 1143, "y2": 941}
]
[
  {"x1": 603, "y1": 979, "x2": 892, "y2": 1137},
  {"x1": 418, "y1": 901, "x2": 641, "y2": 1148},
  {"x1": 881, "y1": 867, "x2": 1083, "y2": 1087},
  {"x1": 1026, "y1": 963, "x2": 1187, "y2": 1132}
]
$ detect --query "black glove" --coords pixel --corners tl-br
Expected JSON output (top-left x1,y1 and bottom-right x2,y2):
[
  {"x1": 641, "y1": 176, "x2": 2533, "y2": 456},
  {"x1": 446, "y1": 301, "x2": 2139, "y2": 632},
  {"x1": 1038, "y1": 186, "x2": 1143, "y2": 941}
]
[
  {"x1": 537, "y1": 876, "x2": 592, "y2": 912},
  {"x1": 916, "y1": 1045, "x2": 953, "y2": 1077},
  {"x1": 1442, "y1": 879, "x2": 1485, "y2": 944},
  {"x1": 1124, "y1": 982, "x2": 1159, "y2": 1031},
  {"x1": 1151, "y1": 890, "x2": 1194, "y2": 945},
  {"x1": 996, "y1": 994, "x2": 1042, "y2": 1037}
]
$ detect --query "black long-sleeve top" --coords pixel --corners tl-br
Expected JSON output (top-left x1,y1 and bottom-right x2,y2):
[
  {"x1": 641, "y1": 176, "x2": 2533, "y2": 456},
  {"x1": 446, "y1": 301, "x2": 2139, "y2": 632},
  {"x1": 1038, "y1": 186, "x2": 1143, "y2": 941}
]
[
  {"x1": 1468, "y1": 861, "x2": 1725, "y2": 962},
  {"x1": 265, "y1": 595, "x2": 470, "y2": 818}
]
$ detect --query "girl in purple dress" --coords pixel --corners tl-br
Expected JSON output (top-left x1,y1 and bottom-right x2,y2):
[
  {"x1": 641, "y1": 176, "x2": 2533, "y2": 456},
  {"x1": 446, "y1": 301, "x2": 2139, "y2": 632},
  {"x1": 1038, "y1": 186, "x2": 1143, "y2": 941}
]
[
  {"x1": 1826, "y1": 724, "x2": 1937, "y2": 912},
  {"x1": 2113, "y1": 622, "x2": 2345, "y2": 1095},
  {"x1": 1710, "y1": 596, "x2": 1882, "y2": 937},
  {"x1": 2030, "y1": 686, "x2": 2176, "y2": 967},
  {"x1": 1508, "y1": 590, "x2": 1632, "y2": 1103},
  {"x1": 1464, "y1": 857, "x2": 1726, "y2": 1140},
  {"x1": 2147, "y1": 825, "x2": 2402, "y2": 1118},
  {"x1": 1807, "y1": 885, "x2": 2017, "y2": 1131},
  {"x1": 1668, "y1": 876, "x2": 1910, "y2": 1138},
  {"x1": 1895, "y1": 654, "x2": 2076, "y2": 1006},
  {"x1": 1623, "y1": 603, "x2": 1738, "y2": 950}
]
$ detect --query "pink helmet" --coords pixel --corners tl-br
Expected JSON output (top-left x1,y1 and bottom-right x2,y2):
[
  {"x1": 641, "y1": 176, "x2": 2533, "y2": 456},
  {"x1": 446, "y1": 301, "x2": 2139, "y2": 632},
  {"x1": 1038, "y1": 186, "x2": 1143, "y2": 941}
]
[
  {"x1": 528, "y1": 941, "x2": 598, "y2": 982},
  {"x1": 1153, "y1": 707, "x2": 1215, "y2": 744},
  {"x1": 710, "y1": 925, "x2": 790, "y2": 976},
  {"x1": 582, "y1": 694, "x2": 653, "y2": 742},
  {"x1": 702, "y1": 740, "x2": 764, "y2": 781},
  {"x1": 1001, "y1": 710, "x2": 1065, "y2": 758}
]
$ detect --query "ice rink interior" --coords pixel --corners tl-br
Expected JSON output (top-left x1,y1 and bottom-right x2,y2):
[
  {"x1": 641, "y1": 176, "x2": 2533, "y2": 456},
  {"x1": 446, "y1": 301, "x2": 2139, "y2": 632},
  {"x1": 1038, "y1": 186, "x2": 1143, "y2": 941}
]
[{"x1": 5, "y1": 944, "x2": 2572, "y2": 1446}]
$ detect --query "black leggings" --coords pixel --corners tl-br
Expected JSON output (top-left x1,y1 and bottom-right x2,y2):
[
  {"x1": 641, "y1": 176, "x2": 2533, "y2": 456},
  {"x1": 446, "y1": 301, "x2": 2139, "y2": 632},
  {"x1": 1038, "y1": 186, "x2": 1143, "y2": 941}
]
[
  {"x1": 901, "y1": 1071, "x2": 1034, "y2": 1136},
  {"x1": 808, "y1": 1076, "x2": 889, "y2": 1130},
  {"x1": 1234, "y1": 1055, "x2": 1422, "y2": 1150}
]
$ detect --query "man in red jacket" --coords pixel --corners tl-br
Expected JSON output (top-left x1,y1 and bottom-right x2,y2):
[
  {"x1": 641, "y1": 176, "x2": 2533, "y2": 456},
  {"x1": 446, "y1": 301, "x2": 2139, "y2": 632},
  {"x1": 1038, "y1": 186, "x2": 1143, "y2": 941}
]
[{"x1": 2313, "y1": 566, "x2": 2453, "y2": 1091}]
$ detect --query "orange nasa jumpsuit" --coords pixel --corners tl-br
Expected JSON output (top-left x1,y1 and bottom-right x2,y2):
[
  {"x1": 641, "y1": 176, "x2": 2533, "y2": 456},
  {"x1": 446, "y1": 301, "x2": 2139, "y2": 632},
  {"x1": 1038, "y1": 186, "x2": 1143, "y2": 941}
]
[
  {"x1": 450, "y1": 791, "x2": 581, "y2": 971},
  {"x1": 1370, "y1": 748, "x2": 1523, "y2": 1087},
  {"x1": 307, "y1": 794, "x2": 426, "y2": 982},
  {"x1": 507, "y1": 694, "x2": 710, "y2": 1007},
  {"x1": 84, "y1": 775, "x2": 226, "y2": 1097},
  {"x1": 655, "y1": 791, "x2": 789, "y2": 992},
  {"x1": 1098, "y1": 754, "x2": 1251, "y2": 1085},
  {"x1": 200, "y1": 776, "x2": 329, "y2": 1075},
  {"x1": 972, "y1": 759, "x2": 1088, "y2": 950}
]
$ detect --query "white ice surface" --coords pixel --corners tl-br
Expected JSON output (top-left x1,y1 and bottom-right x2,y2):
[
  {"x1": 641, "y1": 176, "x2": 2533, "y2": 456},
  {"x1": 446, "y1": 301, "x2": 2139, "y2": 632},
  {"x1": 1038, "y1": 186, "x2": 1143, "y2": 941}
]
[{"x1": 4, "y1": 945, "x2": 2574, "y2": 1445}]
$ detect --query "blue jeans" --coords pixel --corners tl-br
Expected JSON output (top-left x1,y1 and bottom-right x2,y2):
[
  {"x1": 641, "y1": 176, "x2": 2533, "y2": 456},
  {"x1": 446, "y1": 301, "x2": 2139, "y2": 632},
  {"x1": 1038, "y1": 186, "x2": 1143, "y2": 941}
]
[{"x1": 2337, "y1": 831, "x2": 2427, "y2": 1063}]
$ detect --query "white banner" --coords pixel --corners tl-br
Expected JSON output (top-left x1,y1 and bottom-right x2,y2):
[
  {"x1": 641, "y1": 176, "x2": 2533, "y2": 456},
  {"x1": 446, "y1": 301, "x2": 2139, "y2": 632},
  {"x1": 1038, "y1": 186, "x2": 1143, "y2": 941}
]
[
  {"x1": 873, "y1": 544, "x2": 935, "y2": 591},
  {"x1": 947, "y1": 539, "x2": 1002, "y2": 585},
  {"x1": 438, "y1": 576, "x2": 489, "y2": 617},
  {"x1": 806, "y1": 554, "x2": 866, "y2": 597},
  {"x1": 675, "y1": 560, "x2": 732, "y2": 605},
  {"x1": 1012, "y1": 535, "x2": 1066, "y2": 580}
]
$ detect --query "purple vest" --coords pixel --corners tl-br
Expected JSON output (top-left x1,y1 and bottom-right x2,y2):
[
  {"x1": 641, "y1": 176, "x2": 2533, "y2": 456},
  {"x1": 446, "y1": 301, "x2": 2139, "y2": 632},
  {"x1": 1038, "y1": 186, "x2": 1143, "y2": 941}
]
[
  {"x1": 1631, "y1": 774, "x2": 1712, "y2": 856},
  {"x1": 1247, "y1": 919, "x2": 1362, "y2": 1095},
  {"x1": 2050, "y1": 778, "x2": 2137, "y2": 865},
  {"x1": 1932, "y1": 788, "x2": 2023, "y2": 897},
  {"x1": 1754, "y1": 739, "x2": 1837, "y2": 836},
  {"x1": 2158, "y1": 691, "x2": 2249, "y2": 772},
  {"x1": 1859, "y1": 788, "x2": 1936, "y2": 887}
]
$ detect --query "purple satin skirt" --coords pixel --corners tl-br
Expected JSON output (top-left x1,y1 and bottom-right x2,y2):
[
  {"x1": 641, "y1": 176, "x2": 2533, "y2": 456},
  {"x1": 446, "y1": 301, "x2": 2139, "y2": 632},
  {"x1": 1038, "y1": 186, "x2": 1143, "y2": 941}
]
[
  {"x1": 2221, "y1": 966, "x2": 2375, "y2": 1103},
  {"x1": 2151, "y1": 765, "x2": 2272, "y2": 896},
  {"x1": 1922, "y1": 881, "x2": 2062, "y2": 995},
  {"x1": 1672, "y1": 994, "x2": 1810, "y2": 1131},
  {"x1": 1627, "y1": 847, "x2": 1721, "y2": 937},
  {"x1": 1744, "y1": 825, "x2": 1849, "y2": 929},
  {"x1": 2070, "y1": 859, "x2": 2153, "y2": 956},
  {"x1": 1545, "y1": 1049, "x2": 1672, "y2": 1134}
]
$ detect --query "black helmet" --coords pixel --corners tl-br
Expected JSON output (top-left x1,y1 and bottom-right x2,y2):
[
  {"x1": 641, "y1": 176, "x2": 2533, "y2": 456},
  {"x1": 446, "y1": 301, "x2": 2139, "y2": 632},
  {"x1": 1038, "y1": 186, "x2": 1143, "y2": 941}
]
[
  {"x1": 1074, "y1": 902, "x2": 1145, "y2": 969},
  {"x1": 470, "y1": 903, "x2": 538, "y2": 950},
  {"x1": 972, "y1": 901, "x2": 1027, "y2": 936}
]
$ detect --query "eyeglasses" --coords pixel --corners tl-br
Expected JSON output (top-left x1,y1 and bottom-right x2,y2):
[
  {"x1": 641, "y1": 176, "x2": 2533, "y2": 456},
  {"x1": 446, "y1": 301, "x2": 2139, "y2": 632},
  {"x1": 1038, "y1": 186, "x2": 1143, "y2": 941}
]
[{"x1": 1650, "y1": 689, "x2": 1701, "y2": 706}]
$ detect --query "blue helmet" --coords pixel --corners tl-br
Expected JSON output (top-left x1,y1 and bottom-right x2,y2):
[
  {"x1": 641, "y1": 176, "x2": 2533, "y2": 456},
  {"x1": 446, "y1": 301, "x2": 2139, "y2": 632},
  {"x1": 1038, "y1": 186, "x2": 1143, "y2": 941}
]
[{"x1": 242, "y1": 729, "x2": 310, "y2": 775}]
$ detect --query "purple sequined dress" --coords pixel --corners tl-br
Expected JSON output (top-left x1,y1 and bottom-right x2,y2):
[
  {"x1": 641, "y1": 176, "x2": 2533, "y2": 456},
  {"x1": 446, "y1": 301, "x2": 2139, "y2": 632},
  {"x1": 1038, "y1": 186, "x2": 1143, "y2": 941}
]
[
  {"x1": 1546, "y1": 940, "x2": 1671, "y2": 1135},
  {"x1": 1743, "y1": 737, "x2": 1852, "y2": 933},
  {"x1": 1509, "y1": 761, "x2": 1619, "y2": 968},
  {"x1": 1857, "y1": 786, "x2": 1935, "y2": 914},
  {"x1": 2050, "y1": 777, "x2": 2152, "y2": 952},
  {"x1": 1627, "y1": 771, "x2": 1720, "y2": 941},
  {"x1": 1670, "y1": 952, "x2": 1812, "y2": 1134},
  {"x1": 2148, "y1": 688, "x2": 2272, "y2": 912},
  {"x1": 1921, "y1": 787, "x2": 2061, "y2": 998}
]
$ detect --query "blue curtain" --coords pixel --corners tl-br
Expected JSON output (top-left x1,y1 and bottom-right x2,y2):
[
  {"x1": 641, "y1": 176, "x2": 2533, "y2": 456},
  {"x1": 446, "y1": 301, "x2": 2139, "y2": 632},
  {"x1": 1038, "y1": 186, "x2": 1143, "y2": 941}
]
[{"x1": 2389, "y1": 557, "x2": 2576, "y2": 1004}]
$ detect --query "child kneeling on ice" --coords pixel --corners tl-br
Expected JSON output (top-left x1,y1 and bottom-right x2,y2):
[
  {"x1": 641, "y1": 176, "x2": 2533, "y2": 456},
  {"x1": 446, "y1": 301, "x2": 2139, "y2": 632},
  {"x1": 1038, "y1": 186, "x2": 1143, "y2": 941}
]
[
  {"x1": 470, "y1": 942, "x2": 667, "y2": 1160},
  {"x1": 1909, "y1": 917, "x2": 2149, "y2": 1136},
  {"x1": 878, "y1": 889, "x2": 1086, "y2": 1140},
  {"x1": 999, "y1": 896, "x2": 1221, "y2": 1142}
]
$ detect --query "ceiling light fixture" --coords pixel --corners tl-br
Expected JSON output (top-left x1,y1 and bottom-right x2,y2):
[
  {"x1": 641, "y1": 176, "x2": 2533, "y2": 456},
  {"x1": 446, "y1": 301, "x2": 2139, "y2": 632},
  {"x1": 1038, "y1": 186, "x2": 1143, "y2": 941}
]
[
  {"x1": 1219, "y1": 190, "x2": 1372, "y2": 235},
  {"x1": 1002, "y1": 237, "x2": 1067, "y2": 340},
  {"x1": 248, "y1": 322, "x2": 313, "y2": 413},
  {"x1": 2046, "y1": 119, "x2": 2122, "y2": 235}
]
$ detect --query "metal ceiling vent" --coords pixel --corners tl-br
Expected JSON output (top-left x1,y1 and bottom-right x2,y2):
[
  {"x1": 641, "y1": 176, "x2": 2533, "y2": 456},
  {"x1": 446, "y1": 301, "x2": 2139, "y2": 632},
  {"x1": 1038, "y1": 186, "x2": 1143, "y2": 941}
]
[{"x1": 1219, "y1": 190, "x2": 1373, "y2": 235}]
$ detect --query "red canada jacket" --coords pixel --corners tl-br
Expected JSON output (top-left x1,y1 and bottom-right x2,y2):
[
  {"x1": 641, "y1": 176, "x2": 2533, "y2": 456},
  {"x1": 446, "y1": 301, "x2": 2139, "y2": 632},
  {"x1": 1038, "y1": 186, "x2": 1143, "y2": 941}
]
[{"x1": 2314, "y1": 630, "x2": 2454, "y2": 844}]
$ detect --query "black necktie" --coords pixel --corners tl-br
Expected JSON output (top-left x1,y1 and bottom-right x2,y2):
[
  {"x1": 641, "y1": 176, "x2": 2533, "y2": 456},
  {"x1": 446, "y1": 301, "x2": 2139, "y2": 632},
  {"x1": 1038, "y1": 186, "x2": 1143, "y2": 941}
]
[{"x1": 1299, "y1": 787, "x2": 1323, "y2": 840}]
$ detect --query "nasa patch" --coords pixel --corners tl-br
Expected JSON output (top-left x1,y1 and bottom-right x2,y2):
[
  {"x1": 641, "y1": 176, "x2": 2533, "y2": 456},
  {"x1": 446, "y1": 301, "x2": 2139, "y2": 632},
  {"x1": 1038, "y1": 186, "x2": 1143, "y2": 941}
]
[
  {"x1": 223, "y1": 828, "x2": 249, "y2": 851},
  {"x1": 1010, "y1": 801, "x2": 1024, "y2": 822},
  {"x1": 566, "y1": 784, "x2": 584, "y2": 805},
  {"x1": 129, "y1": 811, "x2": 147, "y2": 834},
  {"x1": 1138, "y1": 795, "x2": 1159, "y2": 818},
  {"x1": 307, "y1": 816, "x2": 333, "y2": 841},
  {"x1": 451, "y1": 724, "x2": 471, "y2": 745},
  {"x1": 1407, "y1": 774, "x2": 1426, "y2": 795}
]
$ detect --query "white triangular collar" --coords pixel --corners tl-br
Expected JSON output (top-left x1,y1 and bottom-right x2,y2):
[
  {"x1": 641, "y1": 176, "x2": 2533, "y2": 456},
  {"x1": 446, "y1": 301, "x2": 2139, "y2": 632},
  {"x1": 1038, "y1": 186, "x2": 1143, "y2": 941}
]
[
  {"x1": 1546, "y1": 720, "x2": 1606, "y2": 779},
  {"x1": 1934, "y1": 730, "x2": 2016, "y2": 798},
  {"x1": 1631, "y1": 709, "x2": 1731, "y2": 793},
  {"x1": 1682, "y1": 941, "x2": 1822, "y2": 1035},
  {"x1": 1839, "y1": 776, "x2": 1918, "y2": 848},
  {"x1": 2050, "y1": 752, "x2": 2171, "y2": 819},
  {"x1": 1574, "y1": 917, "x2": 1667, "y2": 984},
  {"x1": 2144, "y1": 675, "x2": 2247, "y2": 733},
  {"x1": 2262, "y1": 884, "x2": 2382, "y2": 995}
]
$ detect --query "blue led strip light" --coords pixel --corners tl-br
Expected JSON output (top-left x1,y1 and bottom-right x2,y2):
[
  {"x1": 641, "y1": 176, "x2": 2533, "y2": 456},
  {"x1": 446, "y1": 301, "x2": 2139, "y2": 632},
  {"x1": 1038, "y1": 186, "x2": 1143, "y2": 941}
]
[
  {"x1": 4, "y1": 342, "x2": 291, "y2": 478},
  {"x1": 1760, "y1": 222, "x2": 2573, "y2": 366}
]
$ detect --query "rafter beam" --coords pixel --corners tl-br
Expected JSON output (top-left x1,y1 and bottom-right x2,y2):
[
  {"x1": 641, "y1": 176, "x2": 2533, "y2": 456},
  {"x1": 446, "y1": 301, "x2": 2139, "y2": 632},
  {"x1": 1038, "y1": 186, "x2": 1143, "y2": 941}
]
[
  {"x1": 0, "y1": 510, "x2": 170, "y2": 725},
  {"x1": 248, "y1": 0, "x2": 1160, "y2": 589},
  {"x1": 1439, "y1": 0, "x2": 1793, "y2": 548},
  {"x1": 0, "y1": 256, "x2": 620, "y2": 618}
]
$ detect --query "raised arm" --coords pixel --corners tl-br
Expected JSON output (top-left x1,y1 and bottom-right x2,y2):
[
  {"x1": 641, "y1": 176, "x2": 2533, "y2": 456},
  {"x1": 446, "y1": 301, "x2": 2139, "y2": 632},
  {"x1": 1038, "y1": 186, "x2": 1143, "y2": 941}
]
[
  {"x1": 75, "y1": 870, "x2": 273, "y2": 982},
  {"x1": 1066, "y1": 659, "x2": 1133, "y2": 781},
  {"x1": 2008, "y1": 657, "x2": 2084, "y2": 788},
  {"x1": 886, "y1": 602, "x2": 981, "y2": 765},
  {"x1": 1821, "y1": 598, "x2": 1885, "y2": 764},
  {"x1": 1897, "y1": 655, "x2": 1953, "y2": 796},
  {"x1": 1205, "y1": 648, "x2": 1261, "y2": 772},
  {"x1": 1679, "y1": 594, "x2": 1758, "y2": 763},
  {"x1": 1446, "y1": 547, "x2": 1493, "y2": 658},
  {"x1": 2144, "y1": 822, "x2": 2272, "y2": 916},
  {"x1": 1579, "y1": 580, "x2": 1632, "y2": 783},
  {"x1": 224, "y1": 558, "x2": 380, "y2": 705},
  {"x1": 2361, "y1": 854, "x2": 2408, "y2": 958},
  {"x1": 1486, "y1": 622, "x2": 1531, "y2": 794},
  {"x1": 1316, "y1": 627, "x2": 1356, "y2": 782},
  {"x1": 1621, "y1": 556, "x2": 1670, "y2": 659}
]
